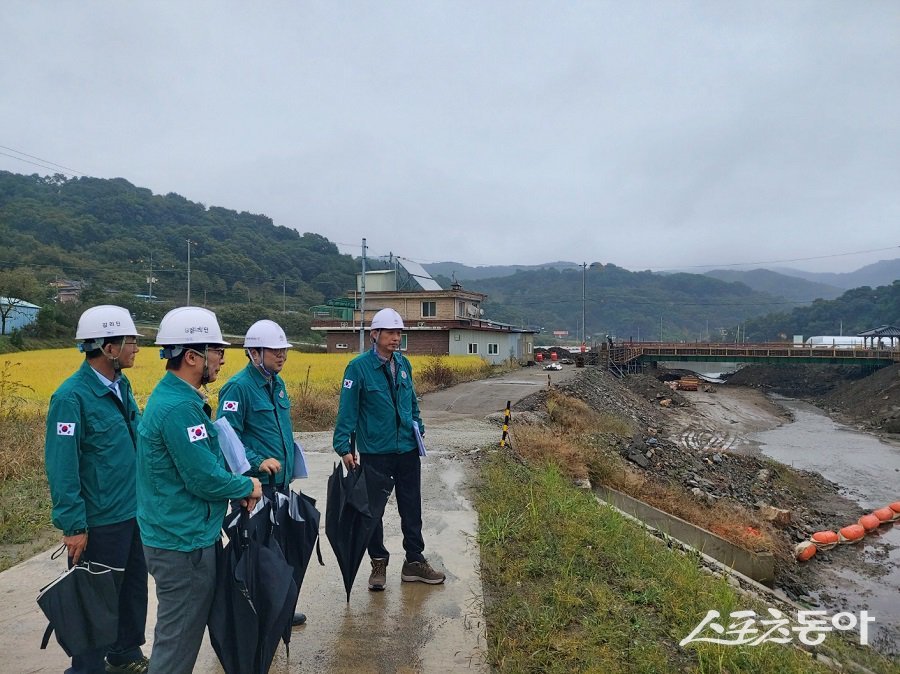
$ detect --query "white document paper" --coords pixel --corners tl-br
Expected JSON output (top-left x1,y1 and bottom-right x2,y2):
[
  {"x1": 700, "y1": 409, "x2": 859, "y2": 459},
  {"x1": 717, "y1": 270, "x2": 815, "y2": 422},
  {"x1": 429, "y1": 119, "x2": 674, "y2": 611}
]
[
  {"x1": 212, "y1": 417, "x2": 251, "y2": 475},
  {"x1": 292, "y1": 440, "x2": 309, "y2": 479},
  {"x1": 414, "y1": 423, "x2": 427, "y2": 457}
]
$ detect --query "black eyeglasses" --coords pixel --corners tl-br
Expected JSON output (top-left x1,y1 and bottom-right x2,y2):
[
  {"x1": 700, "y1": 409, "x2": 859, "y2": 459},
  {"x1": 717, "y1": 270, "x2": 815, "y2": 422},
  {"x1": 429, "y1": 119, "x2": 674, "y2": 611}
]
[{"x1": 188, "y1": 347, "x2": 226, "y2": 359}]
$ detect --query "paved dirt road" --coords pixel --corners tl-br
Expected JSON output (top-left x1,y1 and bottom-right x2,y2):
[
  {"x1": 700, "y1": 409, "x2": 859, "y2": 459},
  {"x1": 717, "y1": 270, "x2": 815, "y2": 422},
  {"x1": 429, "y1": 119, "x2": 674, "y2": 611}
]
[{"x1": 0, "y1": 364, "x2": 575, "y2": 673}]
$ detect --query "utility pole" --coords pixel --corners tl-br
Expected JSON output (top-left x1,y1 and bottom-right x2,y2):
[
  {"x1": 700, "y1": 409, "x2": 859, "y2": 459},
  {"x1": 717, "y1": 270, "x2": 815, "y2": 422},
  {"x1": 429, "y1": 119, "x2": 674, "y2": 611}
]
[
  {"x1": 147, "y1": 252, "x2": 154, "y2": 300},
  {"x1": 581, "y1": 262, "x2": 587, "y2": 348},
  {"x1": 186, "y1": 239, "x2": 195, "y2": 305},
  {"x1": 358, "y1": 238, "x2": 367, "y2": 353},
  {"x1": 282, "y1": 278, "x2": 287, "y2": 313}
]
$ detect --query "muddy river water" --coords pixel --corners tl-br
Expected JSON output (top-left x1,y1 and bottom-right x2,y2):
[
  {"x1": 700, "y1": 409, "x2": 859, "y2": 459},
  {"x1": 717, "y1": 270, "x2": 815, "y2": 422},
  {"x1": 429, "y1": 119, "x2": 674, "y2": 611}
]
[{"x1": 751, "y1": 396, "x2": 900, "y2": 652}]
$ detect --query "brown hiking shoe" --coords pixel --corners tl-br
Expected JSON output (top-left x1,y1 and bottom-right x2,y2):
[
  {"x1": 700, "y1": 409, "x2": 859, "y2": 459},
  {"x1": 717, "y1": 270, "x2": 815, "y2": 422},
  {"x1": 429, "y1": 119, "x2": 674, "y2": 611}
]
[
  {"x1": 401, "y1": 559, "x2": 445, "y2": 585},
  {"x1": 368, "y1": 558, "x2": 387, "y2": 591}
]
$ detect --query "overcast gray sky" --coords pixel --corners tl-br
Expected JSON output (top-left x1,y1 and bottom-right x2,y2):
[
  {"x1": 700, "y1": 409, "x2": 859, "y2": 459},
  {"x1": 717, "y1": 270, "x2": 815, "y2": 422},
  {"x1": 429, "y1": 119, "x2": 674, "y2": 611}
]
[{"x1": 2, "y1": 1, "x2": 898, "y2": 273}]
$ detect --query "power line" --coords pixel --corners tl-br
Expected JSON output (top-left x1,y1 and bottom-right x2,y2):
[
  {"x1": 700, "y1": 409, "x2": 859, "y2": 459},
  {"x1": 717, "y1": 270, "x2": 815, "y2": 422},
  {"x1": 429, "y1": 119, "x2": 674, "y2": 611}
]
[
  {"x1": 373, "y1": 244, "x2": 900, "y2": 275},
  {"x1": 0, "y1": 145, "x2": 86, "y2": 176},
  {"x1": 659, "y1": 245, "x2": 900, "y2": 271},
  {"x1": 0, "y1": 151, "x2": 80, "y2": 177}
]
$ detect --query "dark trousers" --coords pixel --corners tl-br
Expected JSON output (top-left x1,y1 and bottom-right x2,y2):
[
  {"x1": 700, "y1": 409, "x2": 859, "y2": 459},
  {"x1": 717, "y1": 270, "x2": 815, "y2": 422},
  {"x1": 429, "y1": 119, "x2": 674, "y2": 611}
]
[
  {"x1": 361, "y1": 449, "x2": 426, "y2": 564},
  {"x1": 66, "y1": 518, "x2": 148, "y2": 674}
]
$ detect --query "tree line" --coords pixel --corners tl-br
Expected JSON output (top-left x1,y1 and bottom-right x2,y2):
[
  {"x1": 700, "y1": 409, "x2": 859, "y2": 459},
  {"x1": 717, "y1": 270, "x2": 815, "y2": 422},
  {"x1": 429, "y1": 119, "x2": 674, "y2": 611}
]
[{"x1": 0, "y1": 171, "x2": 358, "y2": 340}]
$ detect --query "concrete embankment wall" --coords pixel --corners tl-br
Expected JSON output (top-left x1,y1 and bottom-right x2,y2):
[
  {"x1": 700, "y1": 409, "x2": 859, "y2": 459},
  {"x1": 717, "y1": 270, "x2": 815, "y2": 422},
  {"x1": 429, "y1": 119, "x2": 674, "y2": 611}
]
[{"x1": 595, "y1": 485, "x2": 775, "y2": 585}]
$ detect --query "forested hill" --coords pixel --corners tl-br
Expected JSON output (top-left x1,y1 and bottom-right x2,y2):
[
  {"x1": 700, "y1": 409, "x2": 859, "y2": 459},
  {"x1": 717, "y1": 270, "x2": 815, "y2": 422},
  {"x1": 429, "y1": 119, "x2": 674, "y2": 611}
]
[
  {"x1": 461, "y1": 264, "x2": 793, "y2": 342},
  {"x1": 741, "y1": 281, "x2": 900, "y2": 342},
  {"x1": 703, "y1": 268, "x2": 843, "y2": 302},
  {"x1": 0, "y1": 171, "x2": 357, "y2": 336}
]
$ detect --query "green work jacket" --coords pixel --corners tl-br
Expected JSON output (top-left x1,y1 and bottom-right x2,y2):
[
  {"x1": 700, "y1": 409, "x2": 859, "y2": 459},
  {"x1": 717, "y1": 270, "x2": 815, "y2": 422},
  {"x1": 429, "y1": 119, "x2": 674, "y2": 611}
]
[
  {"x1": 216, "y1": 362, "x2": 294, "y2": 483},
  {"x1": 45, "y1": 360, "x2": 141, "y2": 535},
  {"x1": 333, "y1": 348, "x2": 423, "y2": 456},
  {"x1": 137, "y1": 371, "x2": 253, "y2": 552}
]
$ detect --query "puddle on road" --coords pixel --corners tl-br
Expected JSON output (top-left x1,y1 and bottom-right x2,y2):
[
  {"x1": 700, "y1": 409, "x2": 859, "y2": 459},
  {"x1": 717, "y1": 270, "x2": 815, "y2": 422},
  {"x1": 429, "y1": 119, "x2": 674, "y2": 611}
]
[
  {"x1": 479, "y1": 380, "x2": 539, "y2": 385},
  {"x1": 751, "y1": 397, "x2": 900, "y2": 652}
]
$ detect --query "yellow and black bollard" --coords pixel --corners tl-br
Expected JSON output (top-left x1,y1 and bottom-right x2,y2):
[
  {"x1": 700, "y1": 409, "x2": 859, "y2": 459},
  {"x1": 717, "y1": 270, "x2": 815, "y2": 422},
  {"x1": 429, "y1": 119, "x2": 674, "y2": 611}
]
[{"x1": 499, "y1": 400, "x2": 511, "y2": 447}]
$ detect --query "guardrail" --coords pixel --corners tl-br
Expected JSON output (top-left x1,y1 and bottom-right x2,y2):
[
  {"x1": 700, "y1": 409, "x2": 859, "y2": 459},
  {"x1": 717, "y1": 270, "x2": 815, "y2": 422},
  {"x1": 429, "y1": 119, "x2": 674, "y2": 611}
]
[{"x1": 609, "y1": 342, "x2": 900, "y2": 366}]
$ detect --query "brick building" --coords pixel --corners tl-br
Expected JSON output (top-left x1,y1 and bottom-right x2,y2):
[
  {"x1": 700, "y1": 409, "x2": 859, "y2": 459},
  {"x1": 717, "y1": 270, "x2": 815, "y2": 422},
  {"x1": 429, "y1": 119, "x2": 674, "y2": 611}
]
[{"x1": 311, "y1": 264, "x2": 535, "y2": 364}]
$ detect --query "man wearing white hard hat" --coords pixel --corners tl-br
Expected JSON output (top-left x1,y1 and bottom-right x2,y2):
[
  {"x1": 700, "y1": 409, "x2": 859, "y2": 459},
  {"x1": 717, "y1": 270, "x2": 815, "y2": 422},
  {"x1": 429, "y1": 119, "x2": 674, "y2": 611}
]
[
  {"x1": 333, "y1": 307, "x2": 445, "y2": 592},
  {"x1": 44, "y1": 305, "x2": 150, "y2": 674},
  {"x1": 136, "y1": 307, "x2": 261, "y2": 674},
  {"x1": 216, "y1": 318, "x2": 307, "y2": 626}
]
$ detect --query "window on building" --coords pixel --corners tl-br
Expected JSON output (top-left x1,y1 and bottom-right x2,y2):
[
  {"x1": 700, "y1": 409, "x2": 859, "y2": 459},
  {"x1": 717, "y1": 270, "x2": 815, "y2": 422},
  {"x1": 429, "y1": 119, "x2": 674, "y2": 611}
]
[
  {"x1": 401, "y1": 334, "x2": 408, "y2": 351},
  {"x1": 458, "y1": 301, "x2": 465, "y2": 317},
  {"x1": 336, "y1": 343, "x2": 348, "y2": 350},
  {"x1": 488, "y1": 343, "x2": 499, "y2": 355},
  {"x1": 468, "y1": 343, "x2": 478, "y2": 354},
  {"x1": 421, "y1": 301, "x2": 436, "y2": 317}
]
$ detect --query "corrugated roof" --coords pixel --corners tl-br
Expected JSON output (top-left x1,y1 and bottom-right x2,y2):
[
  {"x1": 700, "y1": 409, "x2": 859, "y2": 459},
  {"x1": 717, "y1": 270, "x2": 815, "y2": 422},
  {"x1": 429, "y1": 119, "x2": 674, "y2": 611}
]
[{"x1": 0, "y1": 296, "x2": 41, "y2": 310}]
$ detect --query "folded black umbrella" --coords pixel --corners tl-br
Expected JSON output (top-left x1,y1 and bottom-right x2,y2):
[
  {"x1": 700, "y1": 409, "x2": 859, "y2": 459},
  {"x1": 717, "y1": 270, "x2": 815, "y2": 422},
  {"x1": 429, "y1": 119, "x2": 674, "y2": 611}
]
[
  {"x1": 325, "y1": 462, "x2": 394, "y2": 602},
  {"x1": 208, "y1": 531, "x2": 257, "y2": 674},
  {"x1": 271, "y1": 488, "x2": 324, "y2": 592},
  {"x1": 210, "y1": 505, "x2": 299, "y2": 674},
  {"x1": 37, "y1": 560, "x2": 123, "y2": 657}
]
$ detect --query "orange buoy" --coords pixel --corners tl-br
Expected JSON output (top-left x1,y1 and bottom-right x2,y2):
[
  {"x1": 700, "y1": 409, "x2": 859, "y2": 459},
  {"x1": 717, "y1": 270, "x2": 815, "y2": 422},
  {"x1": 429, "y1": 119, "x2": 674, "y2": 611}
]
[
  {"x1": 888, "y1": 502, "x2": 900, "y2": 520},
  {"x1": 873, "y1": 507, "x2": 893, "y2": 523},
  {"x1": 794, "y1": 540, "x2": 817, "y2": 562},
  {"x1": 839, "y1": 524, "x2": 866, "y2": 543},
  {"x1": 858, "y1": 514, "x2": 880, "y2": 531},
  {"x1": 810, "y1": 530, "x2": 839, "y2": 550}
]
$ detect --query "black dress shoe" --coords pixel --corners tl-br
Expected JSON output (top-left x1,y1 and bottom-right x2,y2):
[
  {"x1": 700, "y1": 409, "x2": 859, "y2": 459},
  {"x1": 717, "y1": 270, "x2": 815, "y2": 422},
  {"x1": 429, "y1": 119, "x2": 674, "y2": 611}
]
[{"x1": 292, "y1": 612, "x2": 307, "y2": 626}]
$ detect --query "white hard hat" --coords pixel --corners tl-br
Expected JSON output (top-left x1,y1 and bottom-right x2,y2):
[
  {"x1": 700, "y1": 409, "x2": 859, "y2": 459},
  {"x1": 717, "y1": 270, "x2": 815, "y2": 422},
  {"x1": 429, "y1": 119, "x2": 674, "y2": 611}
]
[
  {"x1": 155, "y1": 307, "x2": 230, "y2": 350},
  {"x1": 370, "y1": 308, "x2": 404, "y2": 330},
  {"x1": 76, "y1": 305, "x2": 141, "y2": 348},
  {"x1": 244, "y1": 319, "x2": 292, "y2": 349}
]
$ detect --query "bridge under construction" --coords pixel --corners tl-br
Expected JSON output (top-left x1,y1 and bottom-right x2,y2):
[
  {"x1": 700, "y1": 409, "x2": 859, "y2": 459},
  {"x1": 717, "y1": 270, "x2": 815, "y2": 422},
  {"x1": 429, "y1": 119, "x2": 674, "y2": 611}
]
[{"x1": 601, "y1": 342, "x2": 900, "y2": 375}]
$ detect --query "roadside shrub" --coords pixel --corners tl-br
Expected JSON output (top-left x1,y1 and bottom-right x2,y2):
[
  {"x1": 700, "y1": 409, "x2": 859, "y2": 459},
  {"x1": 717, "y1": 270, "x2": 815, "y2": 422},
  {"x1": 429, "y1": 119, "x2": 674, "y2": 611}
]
[
  {"x1": 290, "y1": 365, "x2": 340, "y2": 431},
  {"x1": 511, "y1": 425, "x2": 592, "y2": 481},
  {"x1": 9, "y1": 330, "x2": 24, "y2": 349},
  {"x1": 0, "y1": 360, "x2": 51, "y2": 549},
  {"x1": 418, "y1": 355, "x2": 455, "y2": 388}
]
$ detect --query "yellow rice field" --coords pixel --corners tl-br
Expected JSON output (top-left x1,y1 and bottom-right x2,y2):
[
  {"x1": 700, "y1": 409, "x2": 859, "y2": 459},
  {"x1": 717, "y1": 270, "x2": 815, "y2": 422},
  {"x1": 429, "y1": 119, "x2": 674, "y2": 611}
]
[{"x1": 0, "y1": 349, "x2": 491, "y2": 413}]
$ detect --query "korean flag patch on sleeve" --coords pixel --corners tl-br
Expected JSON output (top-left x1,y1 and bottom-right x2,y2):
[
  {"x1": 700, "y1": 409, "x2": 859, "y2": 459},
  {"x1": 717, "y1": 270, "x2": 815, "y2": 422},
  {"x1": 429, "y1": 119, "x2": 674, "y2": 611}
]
[
  {"x1": 187, "y1": 424, "x2": 209, "y2": 443},
  {"x1": 343, "y1": 379, "x2": 354, "y2": 389},
  {"x1": 57, "y1": 422, "x2": 76, "y2": 436},
  {"x1": 222, "y1": 400, "x2": 239, "y2": 412}
]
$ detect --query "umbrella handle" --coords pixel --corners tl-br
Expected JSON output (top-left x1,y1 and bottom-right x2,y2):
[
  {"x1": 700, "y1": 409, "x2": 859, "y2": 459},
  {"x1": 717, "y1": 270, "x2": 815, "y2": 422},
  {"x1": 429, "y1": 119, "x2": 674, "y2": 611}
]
[{"x1": 239, "y1": 508, "x2": 250, "y2": 550}]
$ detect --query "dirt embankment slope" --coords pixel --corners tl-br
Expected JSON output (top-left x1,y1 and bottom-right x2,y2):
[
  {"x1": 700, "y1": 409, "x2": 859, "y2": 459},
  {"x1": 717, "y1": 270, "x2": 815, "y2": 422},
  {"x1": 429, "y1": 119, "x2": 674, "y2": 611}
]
[{"x1": 512, "y1": 367, "x2": 870, "y2": 602}]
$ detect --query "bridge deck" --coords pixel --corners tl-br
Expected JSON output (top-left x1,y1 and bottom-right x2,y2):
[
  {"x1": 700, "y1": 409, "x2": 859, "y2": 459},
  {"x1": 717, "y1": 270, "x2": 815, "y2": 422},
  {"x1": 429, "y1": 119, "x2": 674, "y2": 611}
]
[{"x1": 610, "y1": 342, "x2": 900, "y2": 367}]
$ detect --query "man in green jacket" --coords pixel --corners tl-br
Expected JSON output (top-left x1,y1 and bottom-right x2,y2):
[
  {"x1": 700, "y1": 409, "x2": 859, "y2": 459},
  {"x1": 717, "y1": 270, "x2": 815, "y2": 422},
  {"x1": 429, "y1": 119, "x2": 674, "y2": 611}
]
[
  {"x1": 137, "y1": 307, "x2": 261, "y2": 674},
  {"x1": 216, "y1": 318, "x2": 306, "y2": 626},
  {"x1": 333, "y1": 308, "x2": 445, "y2": 591},
  {"x1": 45, "y1": 305, "x2": 149, "y2": 674}
]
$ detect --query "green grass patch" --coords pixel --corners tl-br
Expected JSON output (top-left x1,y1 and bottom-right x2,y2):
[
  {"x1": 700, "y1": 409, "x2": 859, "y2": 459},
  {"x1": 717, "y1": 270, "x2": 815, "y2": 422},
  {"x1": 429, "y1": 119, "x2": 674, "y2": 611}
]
[
  {"x1": 0, "y1": 336, "x2": 72, "y2": 354},
  {"x1": 475, "y1": 452, "x2": 897, "y2": 673}
]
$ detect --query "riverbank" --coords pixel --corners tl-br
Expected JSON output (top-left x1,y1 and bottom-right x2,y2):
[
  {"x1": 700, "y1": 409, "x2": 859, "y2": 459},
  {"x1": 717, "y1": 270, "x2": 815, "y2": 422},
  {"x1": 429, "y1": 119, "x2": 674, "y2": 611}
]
[
  {"x1": 513, "y1": 365, "x2": 899, "y2": 660},
  {"x1": 727, "y1": 362, "x2": 900, "y2": 437}
]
